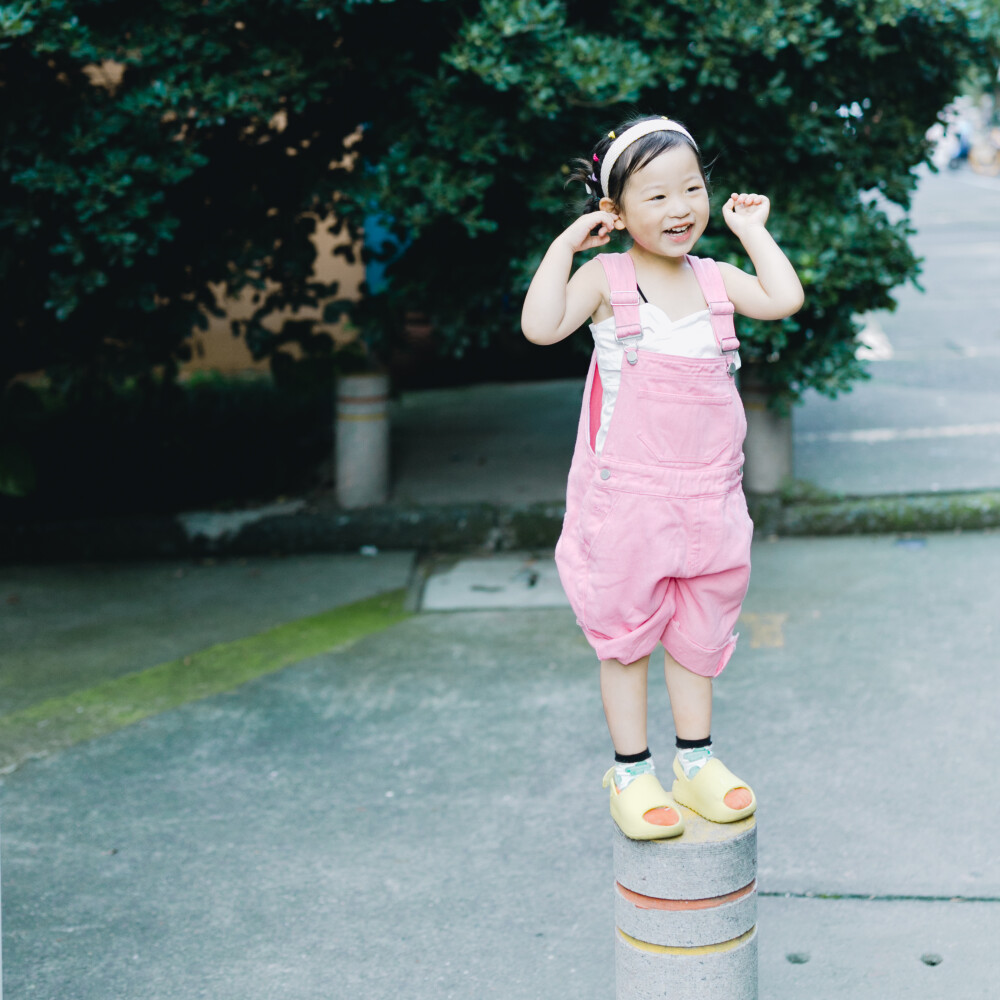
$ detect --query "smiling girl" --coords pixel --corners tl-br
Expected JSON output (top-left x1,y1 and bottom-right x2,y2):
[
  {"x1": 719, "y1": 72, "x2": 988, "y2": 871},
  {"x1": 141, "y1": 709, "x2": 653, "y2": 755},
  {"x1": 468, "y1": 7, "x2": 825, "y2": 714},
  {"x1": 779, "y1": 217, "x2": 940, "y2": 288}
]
[{"x1": 522, "y1": 115, "x2": 803, "y2": 841}]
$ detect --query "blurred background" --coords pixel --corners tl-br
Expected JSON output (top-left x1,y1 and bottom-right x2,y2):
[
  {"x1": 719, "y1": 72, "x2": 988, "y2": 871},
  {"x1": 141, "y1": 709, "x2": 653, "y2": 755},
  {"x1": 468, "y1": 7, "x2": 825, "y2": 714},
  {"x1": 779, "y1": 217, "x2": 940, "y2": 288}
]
[{"x1": 1, "y1": 0, "x2": 998, "y2": 524}]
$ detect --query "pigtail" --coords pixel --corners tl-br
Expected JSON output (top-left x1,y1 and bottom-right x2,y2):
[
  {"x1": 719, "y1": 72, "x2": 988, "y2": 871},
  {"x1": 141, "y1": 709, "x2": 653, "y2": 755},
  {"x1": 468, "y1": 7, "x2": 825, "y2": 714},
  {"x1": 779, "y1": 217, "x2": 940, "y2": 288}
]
[
  {"x1": 566, "y1": 158, "x2": 602, "y2": 212},
  {"x1": 565, "y1": 132, "x2": 618, "y2": 213}
]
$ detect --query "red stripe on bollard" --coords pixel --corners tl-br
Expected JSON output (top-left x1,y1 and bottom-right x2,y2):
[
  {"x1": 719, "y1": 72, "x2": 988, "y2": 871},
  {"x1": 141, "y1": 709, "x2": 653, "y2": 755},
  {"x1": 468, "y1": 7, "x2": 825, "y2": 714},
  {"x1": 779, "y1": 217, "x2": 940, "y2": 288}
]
[{"x1": 616, "y1": 878, "x2": 756, "y2": 912}]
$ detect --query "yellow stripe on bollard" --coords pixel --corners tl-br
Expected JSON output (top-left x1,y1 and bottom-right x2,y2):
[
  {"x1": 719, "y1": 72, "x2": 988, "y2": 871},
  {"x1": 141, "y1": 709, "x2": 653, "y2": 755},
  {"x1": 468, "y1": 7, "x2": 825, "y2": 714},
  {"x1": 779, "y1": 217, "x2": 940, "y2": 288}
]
[{"x1": 618, "y1": 925, "x2": 756, "y2": 956}]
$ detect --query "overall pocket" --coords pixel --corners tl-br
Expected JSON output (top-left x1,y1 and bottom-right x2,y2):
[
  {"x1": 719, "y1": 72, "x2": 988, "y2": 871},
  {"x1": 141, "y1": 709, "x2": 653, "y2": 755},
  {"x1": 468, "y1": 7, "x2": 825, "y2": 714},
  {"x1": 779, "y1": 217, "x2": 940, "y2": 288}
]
[
  {"x1": 578, "y1": 484, "x2": 619, "y2": 558},
  {"x1": 634, "y1": 389, "x2": 735, "y2": 465}
]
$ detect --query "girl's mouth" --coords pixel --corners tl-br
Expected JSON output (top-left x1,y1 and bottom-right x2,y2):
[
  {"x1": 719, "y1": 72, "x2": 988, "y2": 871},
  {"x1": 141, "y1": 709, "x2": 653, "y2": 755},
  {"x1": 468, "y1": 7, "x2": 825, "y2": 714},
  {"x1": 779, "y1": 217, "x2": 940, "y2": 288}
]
[{"x1": 665, "y1": 224, "x2": 694, "y2": 242}]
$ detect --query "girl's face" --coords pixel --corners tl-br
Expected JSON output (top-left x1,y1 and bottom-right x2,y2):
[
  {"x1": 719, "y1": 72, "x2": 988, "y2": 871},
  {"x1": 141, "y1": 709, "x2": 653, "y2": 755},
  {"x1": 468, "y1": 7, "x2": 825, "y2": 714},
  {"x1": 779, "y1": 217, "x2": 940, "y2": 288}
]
[{"x1": 605, "y1": 144, "x2": 710, "y2": 258}]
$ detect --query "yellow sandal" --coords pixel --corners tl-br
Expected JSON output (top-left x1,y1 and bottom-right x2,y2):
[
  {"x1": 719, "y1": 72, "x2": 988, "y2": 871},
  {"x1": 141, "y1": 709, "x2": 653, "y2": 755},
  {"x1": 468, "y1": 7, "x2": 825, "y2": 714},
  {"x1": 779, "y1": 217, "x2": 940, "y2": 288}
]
[
  {"x1": 671, "y1": 756, "x2": 756, "y2": 823},
  {"x1": 602, "y1": 768, "x2": 685, "y2": 840}
]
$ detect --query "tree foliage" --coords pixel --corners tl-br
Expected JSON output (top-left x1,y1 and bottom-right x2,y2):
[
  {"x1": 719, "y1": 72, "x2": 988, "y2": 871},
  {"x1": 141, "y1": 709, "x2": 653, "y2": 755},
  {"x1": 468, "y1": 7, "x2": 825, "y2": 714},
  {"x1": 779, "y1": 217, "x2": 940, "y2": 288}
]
[
  {"x1": 344, "y1": 0, "x2": 977, "y2": 404},
  {"x1": 0, "y1": 0, "x2": 979, "y2": 417},
  {"x1": 0, "y1": 0, "x2": 368, "y2": 400},
  {"x1": 952, "y1": 0, "x2": 1000, "y2": 108}
]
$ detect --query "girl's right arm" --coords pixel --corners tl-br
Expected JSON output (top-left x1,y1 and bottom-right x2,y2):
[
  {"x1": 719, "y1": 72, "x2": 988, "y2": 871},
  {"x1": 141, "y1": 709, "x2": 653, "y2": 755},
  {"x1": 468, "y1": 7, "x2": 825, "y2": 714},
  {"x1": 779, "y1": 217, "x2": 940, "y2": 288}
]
[{"x1": 521, "y1": 211, "x2": 619, "y2": 345}]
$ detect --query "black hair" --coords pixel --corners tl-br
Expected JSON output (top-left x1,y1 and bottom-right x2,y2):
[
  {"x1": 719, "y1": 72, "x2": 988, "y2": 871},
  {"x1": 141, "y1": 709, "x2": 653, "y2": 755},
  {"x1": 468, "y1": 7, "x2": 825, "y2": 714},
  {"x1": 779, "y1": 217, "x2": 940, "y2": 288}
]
[{"x1": 568, "y1": 114, "x2": 708, "y2": 212}]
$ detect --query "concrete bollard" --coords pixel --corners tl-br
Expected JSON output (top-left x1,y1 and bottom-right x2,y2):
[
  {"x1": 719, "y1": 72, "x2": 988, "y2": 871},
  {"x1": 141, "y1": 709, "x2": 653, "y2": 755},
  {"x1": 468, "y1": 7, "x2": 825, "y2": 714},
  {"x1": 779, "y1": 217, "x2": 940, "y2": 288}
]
[
  {"x1": 740, "y1": 387, "x2": 792, "y2": 495},
  {"x1": 613, "y1": 811, "x2": 758, "y2": 999},
  {"x1": 335, "y1": 372, "x2": 390, "y2": 509}
]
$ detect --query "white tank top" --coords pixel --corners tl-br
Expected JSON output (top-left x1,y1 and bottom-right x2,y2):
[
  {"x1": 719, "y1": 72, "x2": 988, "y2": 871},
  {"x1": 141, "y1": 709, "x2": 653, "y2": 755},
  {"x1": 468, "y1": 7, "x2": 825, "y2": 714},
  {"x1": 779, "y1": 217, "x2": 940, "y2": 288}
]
[{"x1": 589, "y1": 303, "x2": 741, "y2": 454}]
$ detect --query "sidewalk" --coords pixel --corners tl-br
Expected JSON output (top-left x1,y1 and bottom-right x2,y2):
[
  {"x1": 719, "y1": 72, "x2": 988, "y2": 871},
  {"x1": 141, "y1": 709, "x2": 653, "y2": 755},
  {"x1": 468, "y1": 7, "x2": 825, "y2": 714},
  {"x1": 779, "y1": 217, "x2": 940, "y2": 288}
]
[
  {"x1": 2, "y1": 165, "x2": 1000, "y2": 999},
  {"x1": 794, "y1": 165, "x2": 1000, "y2": 496}
]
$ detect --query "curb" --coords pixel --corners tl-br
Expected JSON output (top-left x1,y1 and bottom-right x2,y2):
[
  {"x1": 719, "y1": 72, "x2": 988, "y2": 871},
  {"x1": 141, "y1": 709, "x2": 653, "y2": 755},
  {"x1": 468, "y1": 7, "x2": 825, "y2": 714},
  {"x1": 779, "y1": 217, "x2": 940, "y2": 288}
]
[
  {"x1": 748, "y1": 489, "x2": 1000, "y2": 537},
  {"x1": 3, "y1": 490, "x2": 999, "y2": 562}
]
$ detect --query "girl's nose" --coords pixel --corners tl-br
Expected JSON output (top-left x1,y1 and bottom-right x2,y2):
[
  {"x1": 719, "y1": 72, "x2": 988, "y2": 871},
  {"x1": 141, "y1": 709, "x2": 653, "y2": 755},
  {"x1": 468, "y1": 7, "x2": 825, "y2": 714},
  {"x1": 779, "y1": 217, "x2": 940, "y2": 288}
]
[{"x1": 665, "y1": 195, "x2": 689, "y2": 217}]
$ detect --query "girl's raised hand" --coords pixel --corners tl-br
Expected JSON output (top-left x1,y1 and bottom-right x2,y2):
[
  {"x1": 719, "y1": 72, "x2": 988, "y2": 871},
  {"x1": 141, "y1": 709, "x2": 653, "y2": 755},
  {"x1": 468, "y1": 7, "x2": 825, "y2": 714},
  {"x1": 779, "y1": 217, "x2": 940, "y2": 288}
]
[
  {"x1": 559, "y1": 211, "x2": 621, "y2": 254},
  {"x1": 722, "y1": 192, "x2": 771, "y2": 235}
]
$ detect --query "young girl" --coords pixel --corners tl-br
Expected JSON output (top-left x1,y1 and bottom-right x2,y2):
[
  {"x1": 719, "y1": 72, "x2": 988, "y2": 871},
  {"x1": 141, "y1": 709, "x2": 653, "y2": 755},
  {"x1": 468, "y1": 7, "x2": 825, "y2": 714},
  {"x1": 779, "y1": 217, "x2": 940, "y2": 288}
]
[{"x1": 522, "y1": 115, "x2": 803, "y2": 841}]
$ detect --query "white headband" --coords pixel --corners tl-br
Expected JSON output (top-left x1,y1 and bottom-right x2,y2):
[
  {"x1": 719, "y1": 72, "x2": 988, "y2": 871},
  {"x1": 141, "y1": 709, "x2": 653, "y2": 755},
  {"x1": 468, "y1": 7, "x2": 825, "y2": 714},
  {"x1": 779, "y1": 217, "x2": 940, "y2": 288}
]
[{"x1": 599, "y1": 118, "x2": 698, "y2": 198}]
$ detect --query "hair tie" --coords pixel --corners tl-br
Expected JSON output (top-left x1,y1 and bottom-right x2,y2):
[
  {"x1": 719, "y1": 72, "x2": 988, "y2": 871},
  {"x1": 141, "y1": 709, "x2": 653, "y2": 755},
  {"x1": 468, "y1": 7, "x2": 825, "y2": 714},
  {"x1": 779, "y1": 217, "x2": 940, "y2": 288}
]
[
  {"x1": 593, "y1": 154, "x2": 600, "y2": 162},
  {"x1": 600, "y1": 119, "x2": 698, "y2": 198}
]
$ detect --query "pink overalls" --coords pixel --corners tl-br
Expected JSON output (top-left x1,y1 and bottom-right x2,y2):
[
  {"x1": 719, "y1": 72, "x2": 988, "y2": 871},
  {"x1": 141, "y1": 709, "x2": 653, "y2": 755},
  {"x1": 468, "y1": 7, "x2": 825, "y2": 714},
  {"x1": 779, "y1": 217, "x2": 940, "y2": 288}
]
[{"x1": 554, "y1": 252, "x2": 753, "y2": 676}]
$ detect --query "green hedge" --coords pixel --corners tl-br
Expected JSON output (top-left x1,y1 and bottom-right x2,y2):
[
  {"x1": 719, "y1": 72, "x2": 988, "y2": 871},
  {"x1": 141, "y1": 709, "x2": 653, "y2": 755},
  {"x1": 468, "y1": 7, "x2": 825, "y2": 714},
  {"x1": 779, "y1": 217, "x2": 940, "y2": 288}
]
[{"x1": 0, "y1": 375, "x2": 332, "y2": 519}]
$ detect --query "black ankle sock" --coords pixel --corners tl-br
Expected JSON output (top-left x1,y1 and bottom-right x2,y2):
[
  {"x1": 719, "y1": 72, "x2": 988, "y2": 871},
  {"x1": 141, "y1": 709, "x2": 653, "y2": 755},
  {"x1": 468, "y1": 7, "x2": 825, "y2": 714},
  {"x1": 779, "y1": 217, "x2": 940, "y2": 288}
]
[
  {"x1": 675, "y1": 735, "x2": 712, "y2": 750},
  {"x1": 614, "y1": 747, "x2": 652, "y2": 764}
]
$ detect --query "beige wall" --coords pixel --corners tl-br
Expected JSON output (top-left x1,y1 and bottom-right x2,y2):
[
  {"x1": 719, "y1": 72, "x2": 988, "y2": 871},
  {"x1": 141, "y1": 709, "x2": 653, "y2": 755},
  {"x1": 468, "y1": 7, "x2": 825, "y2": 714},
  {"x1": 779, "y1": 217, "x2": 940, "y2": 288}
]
[
  {"x1": 76, "y1": 61, "x2": 364, "y2": 379},
  {"x1": 182, "y1": 215, "x2": 363, "y2": 376}
]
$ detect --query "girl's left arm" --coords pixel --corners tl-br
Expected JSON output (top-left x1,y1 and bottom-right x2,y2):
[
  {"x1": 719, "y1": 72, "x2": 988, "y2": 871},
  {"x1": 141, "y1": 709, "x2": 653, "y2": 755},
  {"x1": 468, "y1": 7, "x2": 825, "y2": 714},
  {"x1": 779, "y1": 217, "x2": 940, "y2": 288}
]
[{"x1": 717, "y1": 193, "x2": 804, "y2": 321}]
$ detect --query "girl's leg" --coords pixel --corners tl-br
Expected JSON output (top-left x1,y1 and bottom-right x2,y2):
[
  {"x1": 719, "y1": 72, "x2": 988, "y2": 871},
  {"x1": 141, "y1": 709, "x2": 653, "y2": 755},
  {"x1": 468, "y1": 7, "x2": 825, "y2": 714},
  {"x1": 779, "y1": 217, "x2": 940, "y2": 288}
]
[
  {"x1": 663, "y1": 650, "x2": 752, "y2": 810},
  {"x1": 601, "y1": 655, "x2": 679, "y2": 827},
  {"x1": 663, "y1": 650, "x2": 712, "y2": 740},
  {"x1": 600, "y1": 654, "x2": 651, "y2": 755}
]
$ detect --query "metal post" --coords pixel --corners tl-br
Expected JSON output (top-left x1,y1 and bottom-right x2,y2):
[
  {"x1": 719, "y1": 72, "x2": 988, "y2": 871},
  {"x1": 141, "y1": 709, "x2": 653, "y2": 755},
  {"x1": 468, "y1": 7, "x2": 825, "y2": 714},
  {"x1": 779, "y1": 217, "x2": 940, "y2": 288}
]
[{"x1": 613, "y1": 811, "x2": 758, "y2": 999}]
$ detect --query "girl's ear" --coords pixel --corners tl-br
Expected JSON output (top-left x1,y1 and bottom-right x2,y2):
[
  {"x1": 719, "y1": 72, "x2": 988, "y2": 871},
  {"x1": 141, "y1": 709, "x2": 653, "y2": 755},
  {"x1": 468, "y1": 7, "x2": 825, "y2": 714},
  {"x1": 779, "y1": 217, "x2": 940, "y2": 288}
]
[{"x1": 599, "y1": 196, "x2": 627, "y2": 229}]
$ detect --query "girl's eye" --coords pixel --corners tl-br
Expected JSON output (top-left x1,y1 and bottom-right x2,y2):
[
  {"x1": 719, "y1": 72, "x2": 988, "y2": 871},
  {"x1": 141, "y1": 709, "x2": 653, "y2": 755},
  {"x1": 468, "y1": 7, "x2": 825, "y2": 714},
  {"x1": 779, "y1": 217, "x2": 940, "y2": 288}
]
[{"x1": 687, "y1": 186, "x2": 702, "y2": 193}]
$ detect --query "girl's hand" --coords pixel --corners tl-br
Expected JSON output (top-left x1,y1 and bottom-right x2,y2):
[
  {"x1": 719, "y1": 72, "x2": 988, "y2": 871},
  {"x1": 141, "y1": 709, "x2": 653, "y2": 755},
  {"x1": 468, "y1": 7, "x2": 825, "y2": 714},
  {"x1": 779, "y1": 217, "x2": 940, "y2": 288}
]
[
  {"x1": 717, "y1": 190, "x2": 804, "y2": 321},
  {"x1": 722, "y1": 192, "x2": 771, "y2": 236},
  {"x1": 559, "y1": 211, "x2": 620, "y2": 254},
  {"x1": 521, "y1": 211, "x2": 619, "y2": 344}
]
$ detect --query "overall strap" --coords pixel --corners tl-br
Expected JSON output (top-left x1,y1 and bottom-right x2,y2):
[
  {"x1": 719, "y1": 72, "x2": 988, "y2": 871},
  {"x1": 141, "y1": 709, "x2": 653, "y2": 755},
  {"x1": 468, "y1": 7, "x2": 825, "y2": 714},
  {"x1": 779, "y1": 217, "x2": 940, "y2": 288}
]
[
  {"x1": 686, "y1": 254, "x2": 740, "y2": 354},
  {"x1": 597, "y1": 253, "x2": 643, "y2": 365}
]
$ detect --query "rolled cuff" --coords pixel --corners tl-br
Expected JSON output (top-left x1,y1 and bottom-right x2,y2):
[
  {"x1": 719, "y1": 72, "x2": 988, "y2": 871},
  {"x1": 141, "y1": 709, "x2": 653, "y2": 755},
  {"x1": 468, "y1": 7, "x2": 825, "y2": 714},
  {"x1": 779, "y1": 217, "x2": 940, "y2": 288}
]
[
  {"x1": 581, "y1": 619, "x2": 666, "y2": 666},
  {"x1": 662, "y1": 619, "x2": 739, "y2": 678}
]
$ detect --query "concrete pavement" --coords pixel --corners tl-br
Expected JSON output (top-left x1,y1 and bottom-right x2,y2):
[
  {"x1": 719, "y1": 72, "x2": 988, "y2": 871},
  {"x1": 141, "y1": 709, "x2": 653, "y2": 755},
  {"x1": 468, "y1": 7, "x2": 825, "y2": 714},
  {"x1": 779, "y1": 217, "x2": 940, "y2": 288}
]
[
  {"x1": 0, "y1": 553, "x2": 416, "y2": 718},
  {"x1": 2, "y1": 165, "x2": 1000, "y2": 998},
  {"x1": 3, "y1": 535, "x2": 1000, "y2": 998}
]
